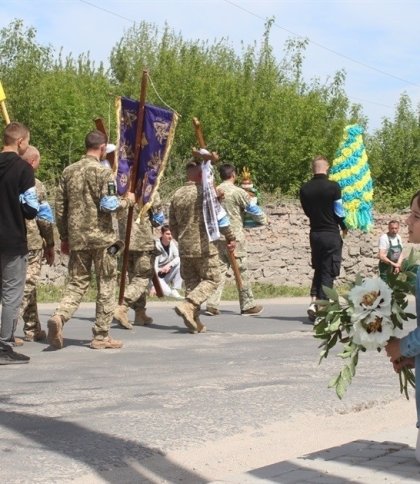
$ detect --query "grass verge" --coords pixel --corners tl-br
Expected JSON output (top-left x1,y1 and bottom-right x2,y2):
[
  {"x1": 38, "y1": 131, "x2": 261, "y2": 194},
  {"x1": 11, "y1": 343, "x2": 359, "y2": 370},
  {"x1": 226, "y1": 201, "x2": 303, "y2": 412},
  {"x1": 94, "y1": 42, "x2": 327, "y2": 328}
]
[{"x1": 37, "y1": 281, "x2": 309, "y2": 303}]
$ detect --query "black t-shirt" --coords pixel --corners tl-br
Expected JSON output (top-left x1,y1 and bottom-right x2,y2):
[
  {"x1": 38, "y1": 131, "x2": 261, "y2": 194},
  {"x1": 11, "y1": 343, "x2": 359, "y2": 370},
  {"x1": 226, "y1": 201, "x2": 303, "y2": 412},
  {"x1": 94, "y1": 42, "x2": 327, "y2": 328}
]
[
  {"x1": 0, "y1": 152, "x2": 36, "y2": 255},
  {"x1": 161, "y1": 240, "x2": 170, "y2": 255},
  {"x1": 300, "y1": 174, "x2": 346, "y2": 233}
]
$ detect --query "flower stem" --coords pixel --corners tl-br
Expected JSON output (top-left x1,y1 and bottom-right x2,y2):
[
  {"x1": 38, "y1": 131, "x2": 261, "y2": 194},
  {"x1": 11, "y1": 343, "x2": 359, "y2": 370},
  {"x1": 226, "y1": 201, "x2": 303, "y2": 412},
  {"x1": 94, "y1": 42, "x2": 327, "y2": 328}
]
[{"x1": 399, "y1": 367, "x2": 416, "y2": 400}]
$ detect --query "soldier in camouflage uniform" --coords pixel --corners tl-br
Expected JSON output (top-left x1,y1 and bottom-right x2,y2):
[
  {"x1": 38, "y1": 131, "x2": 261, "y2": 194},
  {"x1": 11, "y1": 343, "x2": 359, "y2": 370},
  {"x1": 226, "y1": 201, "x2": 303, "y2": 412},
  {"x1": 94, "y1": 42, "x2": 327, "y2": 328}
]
[
  {"x1": 47, "y1": 131, "x2": 135, "y2": 350},
  {"x1": 113, "y1": 193, "x2": 164, "y2": 329},
  {"x1": 169, "y1": 160, "x2": 236, "y2": 333},
  {"x1": 206, "y1": 163, "x2": 267, "y2": 316},
  {"x1": 20, "y1": 146, "x2": 55, "y2": 342}
]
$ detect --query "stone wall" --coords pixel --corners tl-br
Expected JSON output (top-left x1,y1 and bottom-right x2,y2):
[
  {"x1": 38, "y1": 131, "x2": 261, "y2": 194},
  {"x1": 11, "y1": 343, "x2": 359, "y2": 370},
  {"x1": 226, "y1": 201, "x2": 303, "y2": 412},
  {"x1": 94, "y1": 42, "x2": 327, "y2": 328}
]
[
  {"x1": 246, "y1": 202, "x2": 411, "y2": 288},
  {"x1": 40, "y1": 202, "x2": 412, "y2": 289}
]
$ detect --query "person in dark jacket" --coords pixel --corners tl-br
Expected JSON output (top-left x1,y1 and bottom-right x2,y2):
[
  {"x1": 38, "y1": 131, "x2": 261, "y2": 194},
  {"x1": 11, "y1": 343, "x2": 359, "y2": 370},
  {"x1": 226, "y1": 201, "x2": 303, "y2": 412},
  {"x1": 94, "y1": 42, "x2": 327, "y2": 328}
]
[
  {"x1": 300, "y1": 155, "x2": 347, "y2": 322},
  {"x1": 0, "y1": 122, "x2": 38, "y2": 364}
]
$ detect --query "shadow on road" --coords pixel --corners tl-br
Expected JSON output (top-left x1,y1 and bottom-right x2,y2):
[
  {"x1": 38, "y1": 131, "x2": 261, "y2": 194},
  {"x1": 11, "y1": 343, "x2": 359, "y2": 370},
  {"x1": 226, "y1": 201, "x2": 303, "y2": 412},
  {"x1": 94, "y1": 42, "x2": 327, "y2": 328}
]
[
  {"x1": 240, "y1": 439, "x2": 419, "y2": 483},
  {"x1": 41, "y1": 337, "x2": 92, "y2": 351},
  {"x1": 135, "y1": 323, "x2": 192, "y2": 334},
  {"x1": 0, "y1": 409, "x2": 207, "y2": 483}
]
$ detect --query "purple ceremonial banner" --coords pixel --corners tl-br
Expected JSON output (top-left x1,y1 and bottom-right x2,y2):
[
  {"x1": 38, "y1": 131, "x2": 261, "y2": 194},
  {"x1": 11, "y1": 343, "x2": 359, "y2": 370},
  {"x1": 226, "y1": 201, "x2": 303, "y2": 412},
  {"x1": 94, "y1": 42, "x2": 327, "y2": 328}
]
[{"x1": 115, "y1": 96, "x2": 178, "y2": 212}]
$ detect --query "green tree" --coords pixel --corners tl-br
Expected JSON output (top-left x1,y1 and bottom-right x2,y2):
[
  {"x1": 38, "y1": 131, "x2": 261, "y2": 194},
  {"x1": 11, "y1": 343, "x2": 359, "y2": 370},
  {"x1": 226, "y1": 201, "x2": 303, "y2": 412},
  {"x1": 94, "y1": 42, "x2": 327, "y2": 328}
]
[
  {"x1": 7, "y1": 17, "x2": 413, "y2": 210},
  {"x1": 368, "y1": 93, "x2": 420, "y2": 210},
  {"x1": 0, "y1": 20, "x2": 113, "y2": 181}
]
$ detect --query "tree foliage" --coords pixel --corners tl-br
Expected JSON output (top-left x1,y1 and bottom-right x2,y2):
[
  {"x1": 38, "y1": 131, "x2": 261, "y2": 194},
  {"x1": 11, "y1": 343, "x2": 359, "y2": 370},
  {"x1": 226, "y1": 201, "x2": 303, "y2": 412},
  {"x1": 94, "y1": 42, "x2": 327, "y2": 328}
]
[
  {"x1": 109, "y1": 20, "x2": 355, "y2": 195},
  {"x1": 0, "y1": 19, "x2": 112, "y2": 181},
  {"x1": 0, "y1": 19, "x2": 419, "y2": 209},
  {"x1": 368, "y1": 94, "x2": 420, "y2": 210}
]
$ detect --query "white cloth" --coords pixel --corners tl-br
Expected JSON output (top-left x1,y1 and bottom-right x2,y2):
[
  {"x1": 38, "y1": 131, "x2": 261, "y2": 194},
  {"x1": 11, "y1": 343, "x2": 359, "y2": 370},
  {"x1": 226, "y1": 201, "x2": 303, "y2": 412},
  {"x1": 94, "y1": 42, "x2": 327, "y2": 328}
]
[
  {"x1": 101, "y1": 159, "x2": 112, "y2": 169},
  {"x1": 106, "y1": 143, "x2": 116, "y2": 154},
  {"x1": 201, "y1": 154, "x2": 227, "y2": 242},
  {"x1": 378, "y1": 233, "x2": 403, "y2": 251}
]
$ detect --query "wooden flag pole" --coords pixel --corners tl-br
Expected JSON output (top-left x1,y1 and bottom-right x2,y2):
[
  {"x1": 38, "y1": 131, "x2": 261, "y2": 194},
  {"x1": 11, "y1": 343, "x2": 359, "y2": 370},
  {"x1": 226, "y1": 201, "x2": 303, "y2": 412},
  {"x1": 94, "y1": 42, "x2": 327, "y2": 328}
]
[
  {"x1": 192, "y1": 117, "x2": 243, "y2": 291},
  {"x1": 118, "y1": 69, "x2": 149, "y2": 305},
  {"x1": 0, "y1": 82, "x2": 11, "y2": 125}
]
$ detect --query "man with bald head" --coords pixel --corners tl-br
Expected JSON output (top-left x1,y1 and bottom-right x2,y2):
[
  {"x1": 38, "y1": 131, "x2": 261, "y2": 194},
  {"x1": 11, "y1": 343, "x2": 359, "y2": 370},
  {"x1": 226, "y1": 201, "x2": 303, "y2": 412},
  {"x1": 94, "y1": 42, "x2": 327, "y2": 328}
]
[
  {"x1": 20, "y1": 146, "x2": 55, "y2": 342},
  {"x1": 300, "y1": 155, "x2": 347, "y2": 322}
]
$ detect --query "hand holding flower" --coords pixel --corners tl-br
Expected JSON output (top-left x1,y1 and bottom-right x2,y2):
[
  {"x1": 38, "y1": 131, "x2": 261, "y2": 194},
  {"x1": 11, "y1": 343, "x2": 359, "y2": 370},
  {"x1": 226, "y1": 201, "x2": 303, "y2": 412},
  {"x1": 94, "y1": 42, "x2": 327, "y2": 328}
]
[
  {"x1": 385, "y1": 337, "x2": 402, "y2": 362},
  {"x1": 392, "y1": 357, "x2": 415, "y2": 373}
]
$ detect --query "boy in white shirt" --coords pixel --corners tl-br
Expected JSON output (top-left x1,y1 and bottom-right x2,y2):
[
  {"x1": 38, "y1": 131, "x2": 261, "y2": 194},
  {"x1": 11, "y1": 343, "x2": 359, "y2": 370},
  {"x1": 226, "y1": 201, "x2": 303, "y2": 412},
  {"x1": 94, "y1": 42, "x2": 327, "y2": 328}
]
[{"x1": 154, "y1": 225, "x2": 183, "y2": 299}]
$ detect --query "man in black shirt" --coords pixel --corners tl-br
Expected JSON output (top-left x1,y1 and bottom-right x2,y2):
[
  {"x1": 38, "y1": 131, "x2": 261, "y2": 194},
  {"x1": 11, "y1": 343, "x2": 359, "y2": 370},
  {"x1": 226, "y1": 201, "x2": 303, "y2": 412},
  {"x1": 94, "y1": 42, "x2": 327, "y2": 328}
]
[
  {"x1": 300, "y1": 155, "x2": 347, "y2": 322},
  {"x1": 0, "y1": 122, "x2": 38, "y2": 364}
]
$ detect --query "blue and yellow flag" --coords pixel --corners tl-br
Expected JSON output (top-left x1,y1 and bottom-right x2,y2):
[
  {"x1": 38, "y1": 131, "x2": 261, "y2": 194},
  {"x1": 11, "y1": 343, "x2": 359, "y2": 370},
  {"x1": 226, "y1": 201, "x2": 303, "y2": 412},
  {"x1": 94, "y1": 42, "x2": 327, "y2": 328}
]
[
  {"x1": 115, "y1": 96, "x2": 178, "y2": 217},
  {"x1": 329, "y1": 124, "x2": 373, "y2": 232}
]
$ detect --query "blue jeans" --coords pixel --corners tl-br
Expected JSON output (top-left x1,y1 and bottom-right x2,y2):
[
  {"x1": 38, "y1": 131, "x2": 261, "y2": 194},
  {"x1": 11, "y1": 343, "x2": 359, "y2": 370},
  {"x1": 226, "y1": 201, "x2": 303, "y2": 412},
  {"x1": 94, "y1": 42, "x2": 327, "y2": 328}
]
[{"x1": 0, "y1": 254, "x2": 27, "y2": 348}]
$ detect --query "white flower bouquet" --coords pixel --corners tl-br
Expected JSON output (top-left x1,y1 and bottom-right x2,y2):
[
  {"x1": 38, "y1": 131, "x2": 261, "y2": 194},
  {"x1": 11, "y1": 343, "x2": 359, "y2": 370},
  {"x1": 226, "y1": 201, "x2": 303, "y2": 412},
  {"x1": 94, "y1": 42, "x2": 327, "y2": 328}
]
[{"x1": 315, "y1": 249, "x2": 419, "y2": 399}]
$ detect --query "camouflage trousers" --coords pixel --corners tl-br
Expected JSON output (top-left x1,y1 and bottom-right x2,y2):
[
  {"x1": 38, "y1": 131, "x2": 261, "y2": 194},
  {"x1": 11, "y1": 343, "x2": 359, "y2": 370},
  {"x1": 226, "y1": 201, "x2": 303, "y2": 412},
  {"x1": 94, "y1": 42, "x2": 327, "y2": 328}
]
[
  {"x1": 206, "y1": 251, "x2": 255, "y2": 311},
  {"x1": 123, "y1": 251, "x2": 155, "y2": 311},
  {"x1": 19, "y1": 249, "x2": 42, "y2": 337},
  {"x1": 180, "y1": 254, "x2": 221, "y2": 307},
  {"x1": 54, "y1": 248, "x2": 117, "y2": 339}
]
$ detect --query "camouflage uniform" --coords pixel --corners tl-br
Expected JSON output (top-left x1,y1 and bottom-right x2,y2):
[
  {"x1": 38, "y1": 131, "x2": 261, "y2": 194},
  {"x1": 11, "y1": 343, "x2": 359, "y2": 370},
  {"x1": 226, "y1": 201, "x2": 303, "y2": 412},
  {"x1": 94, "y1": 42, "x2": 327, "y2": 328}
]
[
  {"x1": 118, "y1": 193, "x2": 162, "y2": 313},
  {"x1": 206, "y1": 181, "x2": 267, "y2": 312},
  {"x1": 53, "y1": 155, "x2": 128, "y2": 341},
  {"x1": 20, "y1": 178, "x2": 55, "y2": 339},
  {"x1": 169, "y1": 181, "x2": 235, "y2": 322}
]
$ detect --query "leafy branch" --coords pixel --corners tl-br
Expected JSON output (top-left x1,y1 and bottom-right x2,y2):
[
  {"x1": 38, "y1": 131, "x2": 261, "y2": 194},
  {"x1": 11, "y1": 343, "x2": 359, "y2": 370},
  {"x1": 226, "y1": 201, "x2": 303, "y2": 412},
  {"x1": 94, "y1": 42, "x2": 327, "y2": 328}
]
[
  {"x1": 329, "y1": 343, "x2": 360, "y2": 399},
  {"x1": 315, "y1": 250, "x2": 419, "y2": 400}
]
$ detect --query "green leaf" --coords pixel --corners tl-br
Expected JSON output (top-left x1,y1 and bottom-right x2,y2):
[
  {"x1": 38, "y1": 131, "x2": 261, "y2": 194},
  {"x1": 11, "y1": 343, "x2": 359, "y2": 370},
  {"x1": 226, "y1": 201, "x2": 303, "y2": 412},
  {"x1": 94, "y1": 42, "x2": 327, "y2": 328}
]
[
  {"x1": 349, "y1": 355, "x2": 358, "y2": 376},
  {"x1": 354, "y1": 273, "x2": 364, "y2": 286},
  {"x1": 342, "y1": 365, "x2": 352, "y2": 383},
  {"x1": 335, "y1": 375, "x2": 348, "y2": 400},
  {"x1": 328, "y1": 374, "x2": 339, "y2": 387},
  {"x1": 315, "y1": 299, "x2": 330, "y2": 307},
  {"x1": 337, "y1": 351, "x2": 350, "y2": 359},
  {"x1": 329, "y1": 332, "x2": 339, "y2": 348},
  {"x1": 328, "y1": 319, "x2": 342, "y2": 332},
  {"x1": 322, "y1": 286, "x2": 339, "y2": 302}
]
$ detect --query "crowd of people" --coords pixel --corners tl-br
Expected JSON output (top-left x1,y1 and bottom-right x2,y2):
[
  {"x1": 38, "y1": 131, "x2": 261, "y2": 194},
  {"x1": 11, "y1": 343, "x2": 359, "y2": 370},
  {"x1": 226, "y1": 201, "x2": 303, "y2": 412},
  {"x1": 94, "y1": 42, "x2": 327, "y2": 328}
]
[
  {"x1": 0, "y1": 124, "x2": 270, "y2": 362},
  {"x1": 1, "y1": 121, "x2": 420, "y2": 462},
  {"x1": 0, "y1": 123, "x2": 418, "y2": 375}
]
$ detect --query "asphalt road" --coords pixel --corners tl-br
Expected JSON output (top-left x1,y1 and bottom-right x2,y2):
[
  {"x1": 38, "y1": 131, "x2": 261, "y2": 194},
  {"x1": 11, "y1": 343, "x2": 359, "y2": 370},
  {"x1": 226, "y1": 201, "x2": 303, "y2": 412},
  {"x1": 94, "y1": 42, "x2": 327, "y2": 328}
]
[{"x1": 0, "y1": 298, "x2": 416, "y2": 483}]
